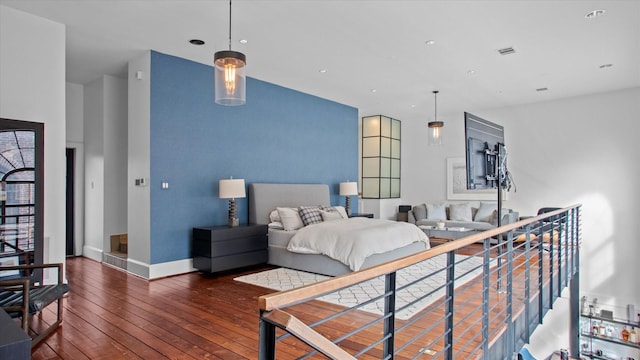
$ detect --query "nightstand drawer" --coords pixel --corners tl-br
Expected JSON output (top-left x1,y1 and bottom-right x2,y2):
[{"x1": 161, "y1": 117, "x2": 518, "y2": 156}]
[
  {"x1": 193, "y1": 249, "x2": 267, "y2": 273},
  {"x1": 192, "y1": 235, "x2": 266, "y2": 257}
]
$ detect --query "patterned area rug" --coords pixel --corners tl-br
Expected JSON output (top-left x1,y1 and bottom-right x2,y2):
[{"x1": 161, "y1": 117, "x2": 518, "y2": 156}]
[{"x1": 235, "y1": 253, "x2": 489, "y2": 320}]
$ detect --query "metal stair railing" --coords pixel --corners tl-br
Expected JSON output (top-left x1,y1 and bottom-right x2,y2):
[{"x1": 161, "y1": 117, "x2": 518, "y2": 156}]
[{"x1": 258, "y1": 205, "x2": 582, "y2": 359}]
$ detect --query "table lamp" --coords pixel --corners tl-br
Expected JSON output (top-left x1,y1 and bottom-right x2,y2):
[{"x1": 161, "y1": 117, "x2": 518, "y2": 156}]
[
  {"x1": 219, "y1": 178, "x2": 246, "y2": 227},
  {"x1": 339, "y1": 181, "x2": 358, "y2": 216}
]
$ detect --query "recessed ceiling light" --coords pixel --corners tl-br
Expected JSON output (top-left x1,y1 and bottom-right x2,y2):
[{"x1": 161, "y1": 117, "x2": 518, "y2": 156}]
[
  {"x1": 189, "y1": 39, "x2": 205, "y2": 45},
  {"x1": 599, "y1": 63, "x2": 613, "y2": 69},
  {"x1": 467, "y1": 70, "x2": 476, "y2": 76},
  {"x1": 425, "y1": 40, "x2": 436, "y2": 46},
  {"x1": 371, "y1": 89, "x2": 377, "y2": 93},
  {"x1": 585, "y1": 9, "x2": 605, "y2": 19},
  {"x1": 411, "y1": 104, "x2": 417, "y2": 108},
  {"x1": 239, "y1": 39, "x2": 248, "y2": 44},
  {"x1": 318, "y1": 69, "x2": 328, "y2": 73},
  {"x1": 536, "y1": 87, "x2": 548, "y2": 92}
]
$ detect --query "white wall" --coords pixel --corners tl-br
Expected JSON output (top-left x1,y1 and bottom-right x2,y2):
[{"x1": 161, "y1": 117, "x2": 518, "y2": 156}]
[
  {"x1": 102, "y1": 76, "x2": 128, "y2": 252},
  {"x1": 0, "y1": 5, "x2": 66, "y2": 279},
  {"x1": 480, "y1": 87, "x2": 640, "y2": 304},
  {"x1": 83, "y1": 78, "x2": 105, "y2": 260},
  {"x1": 66, "y1": 83, "x2": 85, "y2": 256},
  {"x1": 127, "y1": 53, "x2": 151, "y2": 278},
  {"x1": 401, "y1": 87, "x2": 640, "y2": 355},
  {"x1": 83, "y1": 75, "x2": 128, "y2": 260}
]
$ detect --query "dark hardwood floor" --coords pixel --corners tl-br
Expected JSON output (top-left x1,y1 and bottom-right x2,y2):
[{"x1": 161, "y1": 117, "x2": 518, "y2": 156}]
[
  {"x1": 31, "y1": 257, "x2": 275, "y2": 359},
  {"x1": 26, "y1": 243, "x2": 552, "y2": 359}
]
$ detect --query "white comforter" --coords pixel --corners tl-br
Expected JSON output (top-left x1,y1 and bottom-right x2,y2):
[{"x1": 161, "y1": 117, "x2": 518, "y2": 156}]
[{"x1": 286, "y1": 217, "x2": 429, "y2": 271}]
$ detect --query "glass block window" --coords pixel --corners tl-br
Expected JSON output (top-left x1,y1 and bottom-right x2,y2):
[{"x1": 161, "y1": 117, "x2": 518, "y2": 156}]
[{"x1": 361, "y1": 115, "x2": 400, "y2": 198}]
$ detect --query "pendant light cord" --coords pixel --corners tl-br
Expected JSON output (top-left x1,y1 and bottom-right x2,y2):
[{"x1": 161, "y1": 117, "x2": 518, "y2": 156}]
[
  {"x1": 228, "y1": 0, "x2": 232, "y2": 51},
  {"x1": 433, "y1": 90, "x2": 439, "y2": 121}
]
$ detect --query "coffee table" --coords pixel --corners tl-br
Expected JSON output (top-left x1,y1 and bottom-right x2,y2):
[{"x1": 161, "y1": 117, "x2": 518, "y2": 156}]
[{"x1": 418, "y1": 225, "x2": 478, "y2": 243}]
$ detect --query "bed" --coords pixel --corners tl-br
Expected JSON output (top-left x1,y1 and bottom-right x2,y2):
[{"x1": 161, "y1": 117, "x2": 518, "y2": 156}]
[{"x1": 249, "y1": 183, "x2": 430, "y2": 276}]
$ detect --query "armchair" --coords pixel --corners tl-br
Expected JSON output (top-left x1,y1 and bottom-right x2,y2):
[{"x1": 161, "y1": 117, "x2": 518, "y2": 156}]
[{"x1": 0, "y1": 263, "x2": 69, "y2": 347}]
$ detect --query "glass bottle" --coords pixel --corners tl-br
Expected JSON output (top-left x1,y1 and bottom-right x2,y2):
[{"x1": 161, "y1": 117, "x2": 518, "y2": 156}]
[
  {"x1": 605, "y1": 324, "x2": 614, "y2": 338},
  {"x1": 621, "y1": 326, "x2": 630, "y2": 341},
  {"x1": 630, "y1": 326, "x2": 638, "y2": 343},
  {"x1": 599, "y1": 322, "x2": 606, "y2": 337}
]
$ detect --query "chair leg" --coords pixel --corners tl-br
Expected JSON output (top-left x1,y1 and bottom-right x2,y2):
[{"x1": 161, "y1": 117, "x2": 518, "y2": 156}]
[{"x1": 31, "y1": 296, "x2": 65, "y2": 347}]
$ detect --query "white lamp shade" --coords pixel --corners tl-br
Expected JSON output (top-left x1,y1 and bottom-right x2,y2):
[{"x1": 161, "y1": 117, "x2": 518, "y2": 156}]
[
  {"x1": 339, "y1": 182, "x2": 358, "y2": 196},
  {"x1": 219, "y1": 178, "x2": 246, "y2": 199}
]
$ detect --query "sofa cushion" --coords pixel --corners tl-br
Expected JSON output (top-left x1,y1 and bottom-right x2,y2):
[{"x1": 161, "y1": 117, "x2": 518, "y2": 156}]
[
  {"x1": 474, "y1": 202, "x2": 497, "y2": 223},
  {"x1": 415, "y1": 219, "x2": 496, "y2": 231},
  {"x1": 413, "y1": 204, "x2": 427, "y2": 221},
  {"x1": 426, "y1": 203, "x2": 447, "y2": 220},
  {"x1": 449, "y1": 203, "x2": 472, "y2": 222}
]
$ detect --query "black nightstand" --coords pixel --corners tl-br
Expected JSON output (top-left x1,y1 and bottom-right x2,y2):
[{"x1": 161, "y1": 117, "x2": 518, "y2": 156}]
[
  {"x1": 192, "y1": 224, "x2": 268, "y2": 273},
  {"x1": 349, "y1": 213, "x2": 374, "y2": 218}
]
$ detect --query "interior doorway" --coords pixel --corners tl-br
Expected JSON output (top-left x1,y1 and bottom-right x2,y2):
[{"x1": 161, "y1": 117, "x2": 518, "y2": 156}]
[{"x1": 65, "y1": 148, "x2": 75, "y2": 257}]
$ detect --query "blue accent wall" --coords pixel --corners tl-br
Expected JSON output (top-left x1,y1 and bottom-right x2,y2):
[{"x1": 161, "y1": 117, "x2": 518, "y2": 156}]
[{"x1": 149, "y1": 51, "x2": 358, "y2": 264}]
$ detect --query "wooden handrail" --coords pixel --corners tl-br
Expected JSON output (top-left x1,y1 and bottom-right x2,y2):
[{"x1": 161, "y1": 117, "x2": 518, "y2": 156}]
[
  {"x1": 259, "y1": 205, "x2": 580, "y2": 311},
  {"x1": 263, "y1": 309, "x2": 356, "y2": 359}
]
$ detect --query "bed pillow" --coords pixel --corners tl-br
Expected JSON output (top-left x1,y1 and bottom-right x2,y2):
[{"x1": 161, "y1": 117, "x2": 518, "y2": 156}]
[
  {"x1": 413, "y1": 204, "x2": 427, "y2": 221},
  {"x1": 269, "y1": 209, "x2": 280, "y2": 223},
  {"x1": 426, "y1": 203, "x2": 447, "y2": 221},
  {"x1": 276, "y1": 207, "x2": 304, "y2": 231},
  {"x1": 449, "y1": 203, "x2": 472, "y2": 222},
  {"x1": 474, "y1": 202, "x2": 497, "y2": 223},
  {"x1": 322, "y1": 205, "x2": 348, "y2": 219},
  {"x1": 298, "y1": 205, "x2": 325, "y2": 226},
  {"x1": 320, "y1": 209, "x2": 343, "y2": 222}
]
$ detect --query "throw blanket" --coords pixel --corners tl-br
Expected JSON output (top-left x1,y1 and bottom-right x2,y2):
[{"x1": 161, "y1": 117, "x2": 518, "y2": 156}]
[{"x1": 287, "y1": 218, "x2": 429, "y2": 271}]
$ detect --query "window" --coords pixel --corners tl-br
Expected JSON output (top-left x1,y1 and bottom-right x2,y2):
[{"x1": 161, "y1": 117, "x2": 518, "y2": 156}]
[{"x1": 361, "y1": 115, "x2": 400, "y2": 199}]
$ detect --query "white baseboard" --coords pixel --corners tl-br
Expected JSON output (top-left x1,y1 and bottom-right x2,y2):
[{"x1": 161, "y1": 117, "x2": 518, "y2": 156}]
[
  {"x1": 82, "y1": 245, "x2": 103, "y2": 262},
  {"x1": 127, "y1": 257, "x2": 195, "y2": 279}
]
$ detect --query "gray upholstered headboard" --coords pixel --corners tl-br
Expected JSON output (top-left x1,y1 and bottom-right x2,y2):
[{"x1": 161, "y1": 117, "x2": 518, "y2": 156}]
[{"x1": 249, "y1": 183, "x2": 331, "y2": 225}]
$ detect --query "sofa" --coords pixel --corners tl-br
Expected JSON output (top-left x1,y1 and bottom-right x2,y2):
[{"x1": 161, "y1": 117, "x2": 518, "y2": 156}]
[{"x1": 405, "y1": 202, "x2": 519, "y2": 231}]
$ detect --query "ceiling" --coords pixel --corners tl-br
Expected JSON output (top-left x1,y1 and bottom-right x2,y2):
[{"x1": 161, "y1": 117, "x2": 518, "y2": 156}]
[{"x1": 2, "y1": 0, "x2": 639, "y2": 123}]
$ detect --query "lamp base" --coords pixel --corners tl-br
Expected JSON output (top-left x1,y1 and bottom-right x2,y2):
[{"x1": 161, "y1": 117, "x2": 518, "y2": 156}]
[
  {"x1": 228, "y1": 199, "x2": 239, "y2": 227},
  {"x1": 345, "y1": 197, "x2": 352, "y2": 216}
]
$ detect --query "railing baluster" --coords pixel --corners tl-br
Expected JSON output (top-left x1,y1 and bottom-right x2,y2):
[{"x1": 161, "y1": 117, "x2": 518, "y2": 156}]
[
  {"x1": 524, "y1": 224, "x2": 532, "y2": 343},
  {"x1": 259, "y1": 311, "x2": 276, "y2": 360},
  {"x1": 557, "y1": 220, "x2": 563, "y2": 294},
  {"x1": 445, "y1": 251, "x2": 455, "y2": 360},
  {"x1": 538, "y1": 224, "x2": 544, "y2": 325},
  {"x1": 482, "y1": 237, "x2": 491, "y2": 357},
  {"x1": 548, "y1": 223, "x2": 555, "y2": 309},
  {"x1": 506, "y1": 230, "x2": 514, "y2": 356},
  {"x1": 383, "y1": 272, "x2": 396, "y2": 359}
]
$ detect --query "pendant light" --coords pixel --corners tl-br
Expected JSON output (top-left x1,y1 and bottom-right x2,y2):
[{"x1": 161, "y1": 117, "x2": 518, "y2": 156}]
[
  {"x1": 214, "y1": 0, "x2": 246, "y2": 106},
  {"x1": 428, "y1": 90, "x2": 444, "y2": 145}
]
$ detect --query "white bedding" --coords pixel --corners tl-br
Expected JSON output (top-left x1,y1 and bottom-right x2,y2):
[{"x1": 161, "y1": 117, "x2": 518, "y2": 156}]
[{"x1": 286, "y1": 217, "x2": 429, "y2": 271}]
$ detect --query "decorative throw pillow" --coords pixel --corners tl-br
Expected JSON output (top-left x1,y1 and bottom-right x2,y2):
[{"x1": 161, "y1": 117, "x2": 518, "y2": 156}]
[
  {"x1": 320, "y1": 210, "x2": 343, "y2": 222},
  {"x1": 276, "y1": 207, "x2": 304, "y2": 231},
  {"x1": 298, "y1": 206, "x2": 325, "y2": 226},
  {"x1": 426, "y1": 203, "x2": 447, "y2": 221},
  {"x1": 474, "y1": 202, "x2": 497, "y2": 223},
  {"x1": 413, "y1": 204, "x2": 427, "y2": 221},
  {"x1": 449, "y1": 203, "x2": 472, "y2": 222}
]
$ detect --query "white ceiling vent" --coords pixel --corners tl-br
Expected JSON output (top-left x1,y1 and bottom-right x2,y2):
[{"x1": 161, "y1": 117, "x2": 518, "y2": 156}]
[{"x1": 498, "y1": 47, "x2": 516, "y2": 56}]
